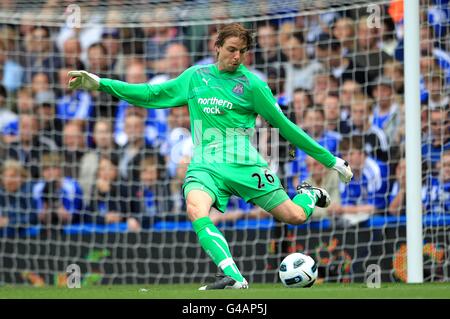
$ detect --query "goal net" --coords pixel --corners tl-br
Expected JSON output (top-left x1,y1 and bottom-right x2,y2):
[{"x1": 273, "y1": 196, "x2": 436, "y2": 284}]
[{"x1": 0, "y1": 0, "x2": 448, "y2": 286}]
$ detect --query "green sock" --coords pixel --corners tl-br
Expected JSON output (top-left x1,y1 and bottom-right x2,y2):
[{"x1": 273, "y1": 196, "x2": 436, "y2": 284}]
[
  {"x1": 292, "y1": 190, "x2": 318, "y2": 221},
  {"x1": 192, "y1": 216, "x2": 244, "y2": 283}
]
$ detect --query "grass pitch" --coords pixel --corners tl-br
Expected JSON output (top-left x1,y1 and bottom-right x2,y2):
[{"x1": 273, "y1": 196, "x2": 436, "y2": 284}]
[{"x1": 0, "y1": 282, "x2": 449, "y2": 299}]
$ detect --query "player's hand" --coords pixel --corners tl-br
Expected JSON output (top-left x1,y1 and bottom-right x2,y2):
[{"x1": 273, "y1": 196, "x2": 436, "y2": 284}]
[
  {"x1": 332, "y1": 157, "x2": 353, "y2": 184},
  {"x1": 67, "y1": 70, "x2": 100, "y2": 91}
]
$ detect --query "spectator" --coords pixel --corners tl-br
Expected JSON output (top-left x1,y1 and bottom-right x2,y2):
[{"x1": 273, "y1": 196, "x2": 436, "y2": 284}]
[
  {"x1": 33, "y1": 152, "x2": 83, "y2": 227},
  {"x1": 322, "y1": 92, "x2": 351, "y2": 135},
  {"x1": 390, "y1": 101, "x2": 406, "y2": 149},
  {"x1": 101, "y1": 28, "x2": 126, "y2": 78},
  {"x1": 21, "y1": 25, "x2": 61, "y2": 84},
  {"x1": 426, "y1": 0, "x2": 450, "y2": 41},
  {"x1": 424, "y1": 69, "x2": 448, "y2": 109},
  {"x1": 422, "y1": 150, "x2": 450, "y2": 214},
  {"x1": 87, "y1": 42, "x2": 119, "y2": 118},
  {"x1": 34, "y1": 90, "x2": 64, "y2": 147},
  {"x1": 153, "y1": 42, "x2": 191, "y2": 82},
  {"x1": 294, "y1": 13, "x2": 327, "y2": 58},
  {"x1": 121, "y1": 25, "x2": 145, "y2": 57},
  {"x1": 378, "y1": 14, "x2": 398, "y2": 57},
  {"x1": 303, "y1": 155, "x2": 341, "y2": 220},
  {"x1": 114, "y1": 59, "x2": 148, "y2": 147},
  {"x1": 278, "y1": 21, "x2": 295, "y2": 57},
  {"x1": 142, "y1": 6, "x2": 180, "y2": 75},
  {"x1": 349, "y1": 95, "x2": 390, "y2": 162},
  {"x1": 104, "y1": 9, "x2": 124, "y2": 32},
  {"x1": 388, "y1": 158, "x2": 406, "y2": 215},
  {"x1": 243, "y1": 49, "x2": 267, "y2": 82},
  {"x1": 314, "y1": 33, "x2": 365, "y2": 87},
  {"x1": 62, "y1": 37, "x2": 85, "y2": 70},
  {"x1": 419, "y1": 55, "x2": 439, "y2": 103},
  {"x1": 1, "y1": 119, "x2": 19, "y2": 145},
  {"x1": 56, "y1": 67, "x2": 94, "y2": 122},
  {"x1": 254, "y1": 22, "x2": 287, "y2": 75},
  {"x1": 286, "y1": 105, "x2": 341, "y2": 196},
  {"x1": 419, "y1": 25, "x2": 450, "y2": 85},
  {"x1": 18, "y1": 10, "x2": 36, "y2": 40},
  {"x1": 266, "y1": 66, "x2": 287, "y2": 107},
  {"x1": 87, "y1": 42, "x2": 112, "y2": 77},
  {"x1": 195, "y1": 29, "x2": 218, "y2": 66},
  {"x1": 302, "y1": 106, "x2": 341, "y2": 156},
  {"x1": 31, "y1": 72, "x2": 51, "y2": 96},
  {"x1": 130, "y1": 155, "x2": 173, "y2": 228},
  {"x1": 84, "y1": 155, "x2": 140, "y2": 231},
  {"x1": 339, "y1": 79, "x2": 363, "y2": 119},
  {"x1": 354, "y1": 16, "x2": 392, "y2": 88},
  {"x1": 391, "y1": 151, "x2": 450, "y2": 216},
  {"x1": 395, "y1": 23, "x2": 450, "y2": 82},
  {"x1": 371, "y1": 76, "x2": 401, "y2": 145},
  {"x1": 0, "y1": 36, "x2": 24, "y2": 92},
  {"x1": 113, "y1": 59, "x2": 168, "y2": 148},
  {"x1": 6, "y1": 112, "x2": 57, "y2": 178},
  {"x1": 288, "y1": 88, "x2": 313, "y2": 124},
  {"x1": 117, "y1": 111, "x2": 160, "y2": 183},
  {"x1": 62, "y1": 120, "x2": 86, "y2": 179},
  {"x1": 84, "y1": 42, "x2": 118, "y2": 118},
  {"x1": 1, "y1": 24, "x2": 18, "y2": 51},
  {"x1": 283, "y1": 32, "x2": 323, "y2": 102},
  {"x1": 329, "y1": 135, "x2": 386, "y2": 227},
  {"x1": 383, "y1": 59, "x2": 404, "y2": 95},
  {"x1": 331, "y1": 17, "x2": 355, "y2": 55},
  {"x1": 422, "y1": 107, "x2": 450, "y2": 175},
  {"x1": 15, "y1": 86, "x2": 34, "y2": 114},
  {"x1": 79, "y1": 118, "x2": 119, "y2": 203},
  {"x1": 0, "y1": 84, "x2": 17, "y2": 133},
  {"x1": 0, "y1": 160, "x2": 37, "y2": 235},
  {"x1": 311, "y1": 71, "x2": 339, "y2": 105}
]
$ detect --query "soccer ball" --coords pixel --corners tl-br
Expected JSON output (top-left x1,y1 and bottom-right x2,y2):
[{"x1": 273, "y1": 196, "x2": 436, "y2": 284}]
[{"x1": 279, "y1": 252, "x2": 318, "y2": 288}]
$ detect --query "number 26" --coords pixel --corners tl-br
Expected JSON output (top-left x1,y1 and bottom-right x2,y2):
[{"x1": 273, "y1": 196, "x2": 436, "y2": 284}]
[{"x1": 252, "y1": 170, "x2": 275, "y2": 189}]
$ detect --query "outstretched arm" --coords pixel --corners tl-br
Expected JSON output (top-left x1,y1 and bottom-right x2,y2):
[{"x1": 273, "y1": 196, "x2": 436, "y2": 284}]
[
  {"x1": 252, "y1": 83, "x2": 353, "y2": 183},
  {"x1": 68, "y1": 68, "x2": 195, "y2": 109}
]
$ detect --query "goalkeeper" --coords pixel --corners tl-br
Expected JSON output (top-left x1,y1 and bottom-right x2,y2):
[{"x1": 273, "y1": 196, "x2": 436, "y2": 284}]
[{"x1": 68, "y1": 23, "x2": 353, "y2": 290}]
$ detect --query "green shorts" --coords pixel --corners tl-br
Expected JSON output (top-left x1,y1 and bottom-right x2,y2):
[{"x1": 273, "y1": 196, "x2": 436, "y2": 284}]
[{"x1": 182, "y1": 164, "x2": 289, "y2": 213}]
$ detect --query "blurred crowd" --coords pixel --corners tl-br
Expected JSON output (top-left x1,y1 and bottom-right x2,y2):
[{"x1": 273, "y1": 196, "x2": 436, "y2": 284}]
[{"x1": 0, "y1": 0, "x2": 449, "y2": 235}]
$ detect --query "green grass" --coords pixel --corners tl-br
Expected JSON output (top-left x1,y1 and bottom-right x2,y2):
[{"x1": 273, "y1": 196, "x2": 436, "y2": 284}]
[{"x1": 0, "y1": 283, "x2": 449, "y2": 299}]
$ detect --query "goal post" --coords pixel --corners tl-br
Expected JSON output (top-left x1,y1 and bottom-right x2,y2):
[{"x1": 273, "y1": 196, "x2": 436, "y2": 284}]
[{"x1": 404, "y1": 0, "x2": 423, "y2": 284}]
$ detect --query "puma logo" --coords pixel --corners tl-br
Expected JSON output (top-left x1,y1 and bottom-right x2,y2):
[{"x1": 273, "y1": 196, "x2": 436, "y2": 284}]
[{"x1": 202, "y1": 78, "x2": 210, "y2": 86}]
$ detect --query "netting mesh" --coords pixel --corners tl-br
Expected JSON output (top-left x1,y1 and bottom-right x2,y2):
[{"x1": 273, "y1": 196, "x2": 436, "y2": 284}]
[{"x1": 0, "y1": 0, "x2": 449, "y2": 287}]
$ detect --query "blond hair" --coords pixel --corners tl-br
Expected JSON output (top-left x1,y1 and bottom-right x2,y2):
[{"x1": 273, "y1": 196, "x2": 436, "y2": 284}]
[
  {"x1": 1, "y1": 160, "x2": 29, "y2": 180},
  {"x1": 215, "y1": 23, "x2": 253, "y2": 49}
]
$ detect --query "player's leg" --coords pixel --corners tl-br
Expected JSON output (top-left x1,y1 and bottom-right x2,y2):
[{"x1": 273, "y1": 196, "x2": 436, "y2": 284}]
[
  {"x1": 225, "y1": 165, "x2": 330, "y2": 224},
  {"x1": 184, "y1": 178, "x2": 248, "y2": 289},
  {"x1": 252, "y1": 183, "x2": 330, "y2": 224}
]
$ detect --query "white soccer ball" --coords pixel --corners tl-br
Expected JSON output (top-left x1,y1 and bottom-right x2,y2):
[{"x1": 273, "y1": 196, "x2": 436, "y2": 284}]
[{"x1": 279, "y1": 252, "x2": 318, "y2": 288}]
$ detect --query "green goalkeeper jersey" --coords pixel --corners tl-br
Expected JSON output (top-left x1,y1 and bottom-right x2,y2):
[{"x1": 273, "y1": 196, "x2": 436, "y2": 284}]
[{"x1": 99, "y1": 64, "x2": 336, "y2": 168}]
